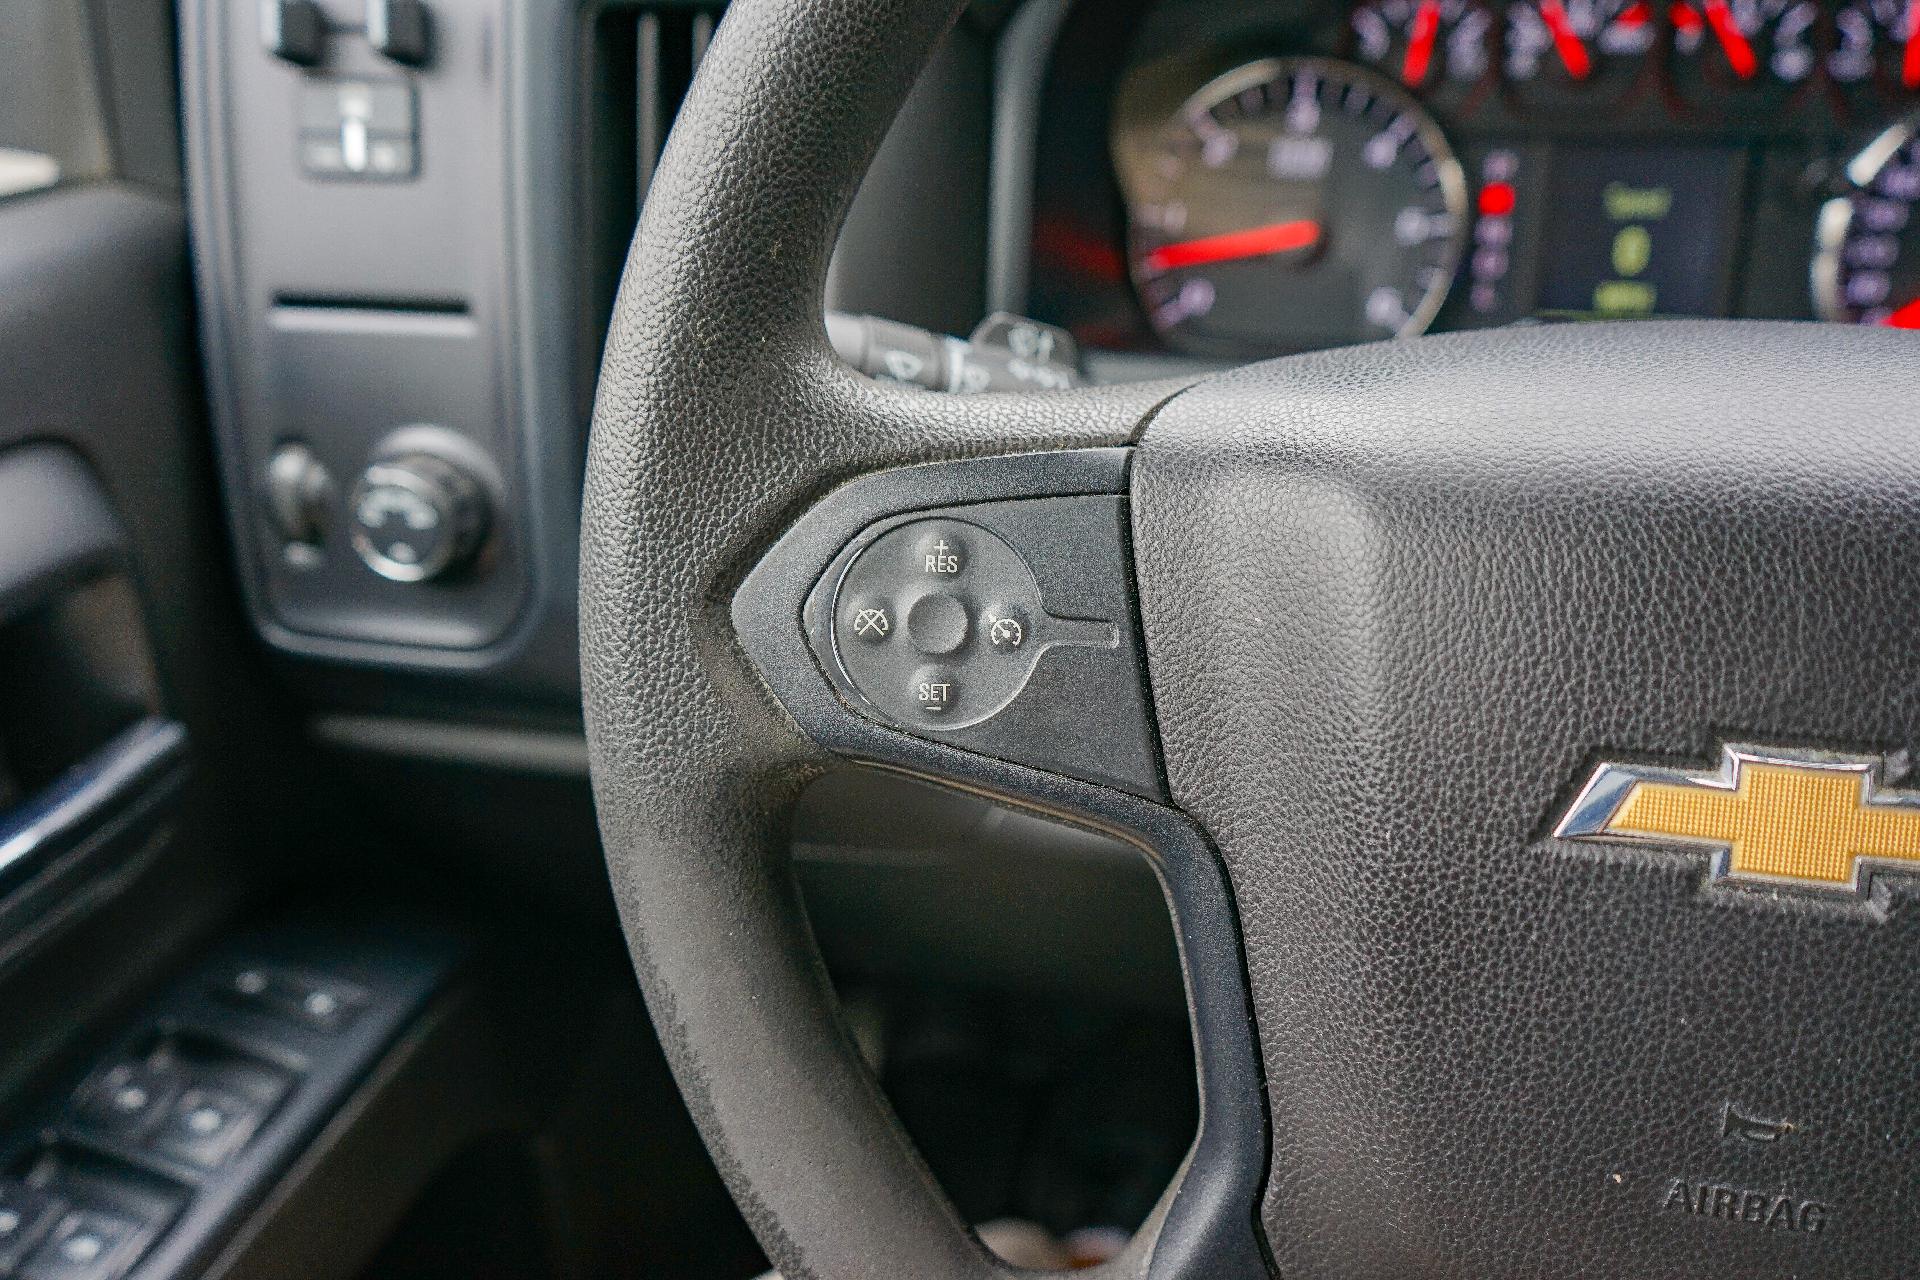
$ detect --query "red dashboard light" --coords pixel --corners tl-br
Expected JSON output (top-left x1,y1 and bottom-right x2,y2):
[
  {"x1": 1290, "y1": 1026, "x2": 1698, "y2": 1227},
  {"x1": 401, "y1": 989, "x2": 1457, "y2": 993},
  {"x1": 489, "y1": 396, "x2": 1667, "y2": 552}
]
[
  {"x1": 1478, "y1": 181, "x2": 1517, "y2": 217},
  {"x1": 1880, "y1": 298, "x2": 1920, "y2": 329}
]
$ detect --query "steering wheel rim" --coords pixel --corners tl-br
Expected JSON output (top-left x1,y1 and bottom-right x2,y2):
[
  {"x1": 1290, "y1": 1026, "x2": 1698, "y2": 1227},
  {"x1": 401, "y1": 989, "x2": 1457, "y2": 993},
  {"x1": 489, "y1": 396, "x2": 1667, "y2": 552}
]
[
  {"x1": 583, "y1": 2, "x2": 1920, "y2": 1277},
  {"x1": 581, "y1": 3, "x2": 1229, "y2": 1277}
]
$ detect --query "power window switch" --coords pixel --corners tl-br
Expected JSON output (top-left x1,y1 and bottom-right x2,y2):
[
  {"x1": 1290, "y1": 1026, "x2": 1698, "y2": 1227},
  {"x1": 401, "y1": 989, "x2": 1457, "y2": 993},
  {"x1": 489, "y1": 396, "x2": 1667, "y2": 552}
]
[
  {"x1": 149, "y1": 1088, "x2": 266, "y2": 1171},
  {"x1": 18, "y1": 1208, "x2": 140, "y2": 1280},
  {"x1": 0, "y1": 1181, "x2": 65, "y2": 1272},
  {"x1": 69, "y1": 1059, "x2": 187, "y2": 1143},
  {"x1": 214, "y1": 964, "x2": 368, "y2": 1034}
]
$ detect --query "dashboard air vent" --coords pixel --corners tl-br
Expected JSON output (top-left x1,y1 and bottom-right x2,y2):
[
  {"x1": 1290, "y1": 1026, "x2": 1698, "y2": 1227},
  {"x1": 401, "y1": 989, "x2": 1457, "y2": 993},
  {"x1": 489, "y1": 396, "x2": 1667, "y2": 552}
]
[
  {"x1": 632, "y1": 6, "x2": 721, "y2": 197},
  {"x1": 578, "y1": 1, "x2": 726, "y2": 423}
]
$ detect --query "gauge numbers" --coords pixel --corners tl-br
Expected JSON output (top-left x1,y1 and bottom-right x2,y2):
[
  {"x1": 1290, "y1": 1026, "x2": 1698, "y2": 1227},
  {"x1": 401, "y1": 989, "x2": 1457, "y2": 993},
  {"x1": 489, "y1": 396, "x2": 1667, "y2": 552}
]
[
  {"x1": 1352, "y1": 0, "x2": 1495, "y2": 90},
  {"x1": 1504, "y1": 0, "x2": 1657, "y2": 85},
  {"x1": 1828, "y1": 0, "x2": 1920, "y2": 88},
  {"x1": 1671, "y1": 0, "x2": 1818, "y2": 83},
  {"x1": 1118, "y1": 58, "x2": 1468, "y2": 355}
]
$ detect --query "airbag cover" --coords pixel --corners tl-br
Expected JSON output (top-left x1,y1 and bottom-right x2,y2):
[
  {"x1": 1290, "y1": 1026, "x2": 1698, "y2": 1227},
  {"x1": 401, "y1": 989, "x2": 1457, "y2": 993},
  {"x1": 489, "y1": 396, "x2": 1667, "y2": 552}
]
[{"x1": 1132, "y1": 321, "x2": 1920, "y2": 1278}]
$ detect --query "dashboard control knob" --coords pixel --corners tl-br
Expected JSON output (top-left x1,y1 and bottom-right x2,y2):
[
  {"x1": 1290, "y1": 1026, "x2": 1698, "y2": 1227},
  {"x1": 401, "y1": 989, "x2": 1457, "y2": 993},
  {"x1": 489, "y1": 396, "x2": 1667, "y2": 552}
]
[
  {"x1": 347, "y1": 452, "x2": 488, "y2": 582},
  {"x1": 264, "y1": 442, "x2": 333, "y2": 548}
]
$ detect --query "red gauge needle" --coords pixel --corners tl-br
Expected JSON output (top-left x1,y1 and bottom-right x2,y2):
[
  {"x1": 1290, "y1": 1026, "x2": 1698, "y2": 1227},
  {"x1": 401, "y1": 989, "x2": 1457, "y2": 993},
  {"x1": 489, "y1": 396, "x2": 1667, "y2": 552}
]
[
  {"x1": 1539, "y1": 0, "x2": 1594, "y2": 79},
  {"x1": 1880, "y1": 297, "x2": 1920, "y2": 328},
  {"x1": 1702, "y1": 0, "x2": 1758, "y2": 78},
  {"x1": 1403, "y1": 0, "x2": 1442, "y2": 84},
  {"x1": 1903, "y1": 0, "x2": 1920, "y2": 88},
  {"x1": 1142, "y1": 219, "x2": 1324, "y2": 273}
]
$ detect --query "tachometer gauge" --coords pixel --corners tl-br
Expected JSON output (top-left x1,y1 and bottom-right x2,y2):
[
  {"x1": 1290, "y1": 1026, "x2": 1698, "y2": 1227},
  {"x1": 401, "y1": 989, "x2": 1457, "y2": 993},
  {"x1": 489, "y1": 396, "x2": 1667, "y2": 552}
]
[
  {"x1": 1828, "y1": 0, "x2": 1920, "y2": 89},
  {"x1": 1813, "y1": 119, "x2": 1920, "y2": 324},
  {"x1": 1114, "y1": 58, "x2": 1468, "y2": 355},
  {"x1": 1671, "y1": 0, "x2": 1818, "y2": 84},
  {"x1": 1504, "y1": 0, "x2": 1656, "y2": 89},
  {"x1": 1352, "y1": 0, "x2": 1496, "y2": 92}
]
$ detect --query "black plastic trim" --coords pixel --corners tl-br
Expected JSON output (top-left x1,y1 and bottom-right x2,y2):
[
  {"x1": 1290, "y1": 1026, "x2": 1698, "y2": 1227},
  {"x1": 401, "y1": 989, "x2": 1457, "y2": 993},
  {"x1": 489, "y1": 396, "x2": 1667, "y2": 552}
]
[
  {"x1": 0, "y1": 720, "x2": 188, "y2": 900},
  {"x1": 0, "y1": 445, "x2": 126, "y2": 631},
  {"x1": 733, "y1": 447, "x2": 1271, "y2": 1280},
  {"x1": 0, "y1": 918, "x2": 466, "y2": 1280},
  {"x1": 985, "y1": 0, "x2": 1073, "y2": 316}
]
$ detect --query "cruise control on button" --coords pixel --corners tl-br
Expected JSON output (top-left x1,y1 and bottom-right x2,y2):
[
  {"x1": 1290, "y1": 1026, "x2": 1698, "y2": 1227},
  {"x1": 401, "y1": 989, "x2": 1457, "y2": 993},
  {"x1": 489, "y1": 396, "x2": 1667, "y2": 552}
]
[{"x1": 982, "y1": 605, "x2": 1028, "y2": 652}]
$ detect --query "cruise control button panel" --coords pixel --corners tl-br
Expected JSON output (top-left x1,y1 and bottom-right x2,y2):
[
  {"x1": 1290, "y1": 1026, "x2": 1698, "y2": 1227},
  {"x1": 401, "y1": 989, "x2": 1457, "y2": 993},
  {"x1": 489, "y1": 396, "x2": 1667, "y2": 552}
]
[
  {"x1": 830, "y1": 518, "x2": 1118, "y2": 730},
  {"x1": 803, "y1": 495, "x2": 1163, "y2": 798}
]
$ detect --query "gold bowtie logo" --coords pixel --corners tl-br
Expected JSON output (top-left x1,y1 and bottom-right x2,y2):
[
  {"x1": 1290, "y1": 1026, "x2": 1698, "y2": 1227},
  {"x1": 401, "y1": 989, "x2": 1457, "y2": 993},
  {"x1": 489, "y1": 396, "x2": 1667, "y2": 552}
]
[{"x1": 1555, "y1": 746, "x2": 1920, "y2": 896}]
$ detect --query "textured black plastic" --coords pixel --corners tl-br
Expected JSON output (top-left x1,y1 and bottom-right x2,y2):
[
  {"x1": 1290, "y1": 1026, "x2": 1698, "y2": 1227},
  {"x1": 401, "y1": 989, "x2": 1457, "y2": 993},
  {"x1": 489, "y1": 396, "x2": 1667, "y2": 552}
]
[
  {"x1": 0, "y1": 918, "x2": 463, "y2": 1280},
  {"x1": 1132, "y1": 320, "x2": 1920, "y2": 1279}
]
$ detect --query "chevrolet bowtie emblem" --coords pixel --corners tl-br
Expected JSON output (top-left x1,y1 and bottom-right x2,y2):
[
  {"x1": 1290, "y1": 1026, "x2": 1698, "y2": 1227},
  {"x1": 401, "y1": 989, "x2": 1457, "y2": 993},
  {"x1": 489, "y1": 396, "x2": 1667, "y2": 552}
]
[{"x1": 1555, "y1": 745, "x2": 1920, "y2": 896}]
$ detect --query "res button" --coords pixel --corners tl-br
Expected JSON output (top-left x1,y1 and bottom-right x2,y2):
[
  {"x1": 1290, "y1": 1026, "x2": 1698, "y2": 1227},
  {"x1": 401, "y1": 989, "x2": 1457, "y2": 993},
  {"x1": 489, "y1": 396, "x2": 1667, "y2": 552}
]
[{"x1": 913, "y1": 527, "x2": 967, "y2": 577}]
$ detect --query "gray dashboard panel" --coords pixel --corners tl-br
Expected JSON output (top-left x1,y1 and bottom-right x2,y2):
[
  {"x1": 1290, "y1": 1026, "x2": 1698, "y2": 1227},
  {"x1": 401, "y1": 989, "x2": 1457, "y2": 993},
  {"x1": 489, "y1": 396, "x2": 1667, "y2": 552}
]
[{"x1": 181, "y1": 0, "x2": 583, "y2": 690}]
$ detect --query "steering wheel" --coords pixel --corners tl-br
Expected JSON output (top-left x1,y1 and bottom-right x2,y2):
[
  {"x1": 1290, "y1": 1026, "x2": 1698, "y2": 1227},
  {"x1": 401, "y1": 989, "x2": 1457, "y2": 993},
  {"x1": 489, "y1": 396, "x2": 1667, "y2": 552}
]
[{"x1": 579, "y1": 1, "x2": 1920, "y2": 1276}]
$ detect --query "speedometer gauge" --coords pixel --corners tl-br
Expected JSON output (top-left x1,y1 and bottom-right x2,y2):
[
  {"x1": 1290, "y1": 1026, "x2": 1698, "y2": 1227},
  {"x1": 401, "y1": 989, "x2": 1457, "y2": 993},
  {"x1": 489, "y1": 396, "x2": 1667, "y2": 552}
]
[{"x1": 1114, "y1": 58, "x2": 1468, "y2": 355}]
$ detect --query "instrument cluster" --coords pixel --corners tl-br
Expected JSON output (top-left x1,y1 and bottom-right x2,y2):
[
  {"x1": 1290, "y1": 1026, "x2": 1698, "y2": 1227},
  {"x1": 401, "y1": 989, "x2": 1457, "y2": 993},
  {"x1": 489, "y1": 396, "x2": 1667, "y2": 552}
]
[{"x1": 1027, "y1": 0, "x2": 1920, "y2": 357}]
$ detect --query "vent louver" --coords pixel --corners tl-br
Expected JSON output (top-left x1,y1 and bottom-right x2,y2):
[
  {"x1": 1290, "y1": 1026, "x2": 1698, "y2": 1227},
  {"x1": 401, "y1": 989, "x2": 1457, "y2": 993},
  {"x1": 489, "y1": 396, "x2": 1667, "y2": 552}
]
[
  {"x1": 632, "y1": 6, "x2": 721, "y2": 200},
  {"x1": 577, "y1": 2, "x2": 726, "y2": 424}
]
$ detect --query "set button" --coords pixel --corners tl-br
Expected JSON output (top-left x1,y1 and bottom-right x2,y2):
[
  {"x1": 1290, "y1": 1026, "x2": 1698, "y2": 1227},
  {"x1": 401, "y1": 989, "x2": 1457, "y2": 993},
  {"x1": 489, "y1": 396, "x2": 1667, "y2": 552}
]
[{"x1": 911, "y1": 666, "x2": 959, "y2": 716}]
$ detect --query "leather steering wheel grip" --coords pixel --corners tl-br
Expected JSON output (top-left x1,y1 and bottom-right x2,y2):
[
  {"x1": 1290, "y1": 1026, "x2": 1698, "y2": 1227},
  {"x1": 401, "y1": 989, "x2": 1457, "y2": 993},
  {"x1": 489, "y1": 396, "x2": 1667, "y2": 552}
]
[{"x1": 579, "y1": 2, "x2": 1190, "y2": 1277}]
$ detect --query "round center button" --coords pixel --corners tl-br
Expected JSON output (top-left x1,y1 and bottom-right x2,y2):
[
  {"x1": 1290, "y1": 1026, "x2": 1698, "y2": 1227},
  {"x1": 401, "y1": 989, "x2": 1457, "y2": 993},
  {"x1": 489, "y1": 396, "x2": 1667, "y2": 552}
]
[{"x1": 906, "y1": 592, "x2": 970, "y2": 655}]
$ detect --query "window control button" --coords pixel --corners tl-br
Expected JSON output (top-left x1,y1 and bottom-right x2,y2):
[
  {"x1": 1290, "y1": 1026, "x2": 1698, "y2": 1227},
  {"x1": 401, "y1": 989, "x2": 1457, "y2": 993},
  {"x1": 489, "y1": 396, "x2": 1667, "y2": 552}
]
[
  {"x1": 214, "y1": 964, "x2": 368, "y2": 1034},
  {"x1": 0, "y1": 1181, "x2": 66, "y2": 1272},
  {"x1": 19, "y1": 1208, "x2": 140, "y2": 1280},
  {"x1": 150, "y1": 1087, "x2": 265, "y2": 1171},
  {"x1": 70, "y1": 1060, "x2": 187, "y2": 1142}
]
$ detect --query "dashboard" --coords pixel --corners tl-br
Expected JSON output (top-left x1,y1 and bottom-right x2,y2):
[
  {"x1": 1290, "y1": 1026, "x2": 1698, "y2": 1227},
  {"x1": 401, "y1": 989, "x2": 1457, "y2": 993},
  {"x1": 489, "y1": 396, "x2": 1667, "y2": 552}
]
[{"x1": 1025, "y1": 0, "x2": 1920, "y2": 358}]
